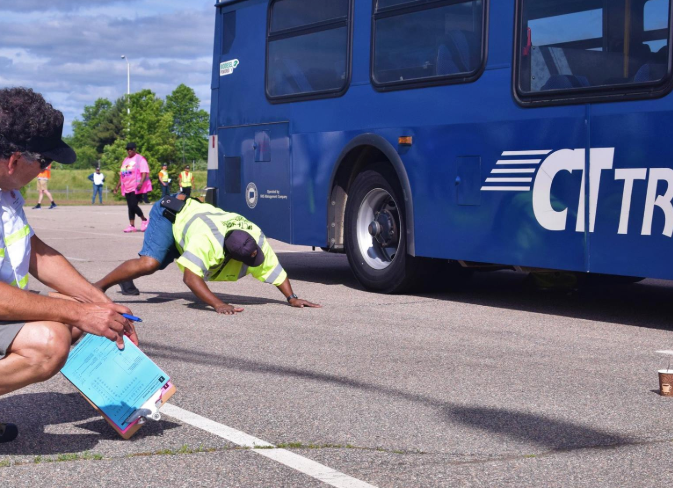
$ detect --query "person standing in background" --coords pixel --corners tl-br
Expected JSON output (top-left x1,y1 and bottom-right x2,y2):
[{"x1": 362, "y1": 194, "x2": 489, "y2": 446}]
[
  {"x1": 32, "y1": 163, "x2": 56, "y2": 209},
  {"x1": 88, "y1": 167, "x2": 105, "y2": 205},
  {"x1": 179, "y1": 165, "x2": 193, "y2": 197},
  {"x1": 127, "y1": 143, "x2": 152, "y2": 205},
  {"x1": 113, "y1": 142, "x2": 148, "y2": 233},
  {"x1": 158, "y1": 163, "x2": 170, "y2": 197}
]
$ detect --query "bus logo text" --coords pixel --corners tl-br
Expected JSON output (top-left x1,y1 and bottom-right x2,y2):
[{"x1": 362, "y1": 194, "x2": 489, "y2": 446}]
[{"x1": 481, "y1": 149, "x2": 673, "y2": 237}]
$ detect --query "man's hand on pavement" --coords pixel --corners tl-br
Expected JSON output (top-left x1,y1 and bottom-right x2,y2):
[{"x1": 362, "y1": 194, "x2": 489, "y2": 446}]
[
  {"x1": 289, "y1": 298, "x2": 322, "y2": 309},
  {"x1": 214, "y1": 303, "x2": 244, "y2": 315},
  {"x1": 72, "y1": 302, "x2": 137, "y2": 349}
]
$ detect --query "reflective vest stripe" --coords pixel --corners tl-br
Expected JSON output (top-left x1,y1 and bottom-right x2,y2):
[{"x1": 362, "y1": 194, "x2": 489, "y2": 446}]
[
  {"x1": 179, "y1": 212, "x2": 226, "y2": 250},
  {"x1": 265, "y1": 264, "x2": 284, "y2": 284},
  {"x1": 5, "y1": 225, "x2": 30, "y2": 247},
  {"x1": 182, "y1": 251, "x2": 208, "y2": 273},
  {"x1": 238, "y1": 265, "x2": 248, "y2": 279}
]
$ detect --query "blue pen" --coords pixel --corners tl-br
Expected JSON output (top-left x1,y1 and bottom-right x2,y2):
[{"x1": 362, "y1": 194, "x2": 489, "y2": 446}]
[{"x1": 122, "y1": 313, "x2": 143, "y2": 323}]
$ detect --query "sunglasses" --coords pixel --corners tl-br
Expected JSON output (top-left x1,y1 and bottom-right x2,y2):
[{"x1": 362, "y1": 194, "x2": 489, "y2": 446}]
[{"x1": 23, "y1": 152, "x2": 53, "y2": 170}]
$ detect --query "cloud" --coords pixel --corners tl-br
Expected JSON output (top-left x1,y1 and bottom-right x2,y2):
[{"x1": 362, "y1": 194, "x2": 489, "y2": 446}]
[
  {"x1": 0, "y1": 2, "x2": 215, "y2": 135},
  {"x1": 0, "y1": 0, "x2": 134, "y2": 12},
  {"x1": 0, "y1": 10, "x2": 213, "y2": 63}
]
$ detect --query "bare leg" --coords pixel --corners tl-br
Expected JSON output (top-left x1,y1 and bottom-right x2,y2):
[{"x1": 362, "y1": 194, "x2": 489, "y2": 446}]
[
  {"x1": 95, "y1": 256, "x2": 161, "y2": 292},
  {"x1": 37, "y1": 189, "x2": 44, "y2": 205},
  {"x1": 0, "y1": 321, "x2": 71, "y2": 396},
  {"x1": 43, "y1": 189, "x2": 54, "y2": 203}
]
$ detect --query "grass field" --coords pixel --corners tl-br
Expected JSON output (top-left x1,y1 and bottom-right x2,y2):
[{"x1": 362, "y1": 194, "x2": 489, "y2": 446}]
[{"x1": 23, "y1": 169, "x2": 207, "y2": 205}]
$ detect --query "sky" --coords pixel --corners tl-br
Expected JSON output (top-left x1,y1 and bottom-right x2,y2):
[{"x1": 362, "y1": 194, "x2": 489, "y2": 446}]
[{"x1": 0, "y1": 0, "x2": 216, "y2": 135}]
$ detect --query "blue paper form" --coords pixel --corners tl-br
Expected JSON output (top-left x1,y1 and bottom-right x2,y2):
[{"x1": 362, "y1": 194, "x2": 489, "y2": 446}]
[{"x1": 61, "y1": 334, "x2": 169, "y2": 428}]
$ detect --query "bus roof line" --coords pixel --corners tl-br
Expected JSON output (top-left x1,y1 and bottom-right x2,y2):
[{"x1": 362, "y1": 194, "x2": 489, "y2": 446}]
[{"x1": 214, "y1": 0, "x2": 246, "y2": 7}]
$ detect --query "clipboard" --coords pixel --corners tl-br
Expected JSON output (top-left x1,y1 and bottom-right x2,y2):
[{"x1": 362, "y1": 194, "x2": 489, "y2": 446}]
[
  {"x1": 61, "y1": 334, "x2": 177, "y2": 440},
  {"x1": 51, "y1": 293, "x2": 177, "y2": 439},
  {"x1": 78, "y1": 380, "x2": 176, "y2": 439}
]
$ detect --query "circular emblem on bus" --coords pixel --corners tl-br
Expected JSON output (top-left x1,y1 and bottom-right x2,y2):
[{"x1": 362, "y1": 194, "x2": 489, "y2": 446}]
[{"x1": 246, "y1": 182, "x2": 258, "y2": 209}]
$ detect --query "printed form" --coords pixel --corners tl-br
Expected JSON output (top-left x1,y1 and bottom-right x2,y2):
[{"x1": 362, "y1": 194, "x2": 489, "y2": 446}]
[{"x1": 61, "y1": 334, "x2": 169, "y2": 428}]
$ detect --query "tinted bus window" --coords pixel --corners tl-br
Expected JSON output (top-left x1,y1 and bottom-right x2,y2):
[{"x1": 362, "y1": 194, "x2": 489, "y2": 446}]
[
  {"x1": 645, "y1": 0, "x2": 670, "y2": 52},
  {"x1": 270, "y1": 0, "x2": 348, "y2": 33},
  {"x1": 517, "y1": 0, "x2": 671, "y2": 97},
  {"x1": 372, "y1": 0, "x2": 484, "y2": 87},
  {"x1": 267, "y1": 0, "x2": 350, "y2": 100}
]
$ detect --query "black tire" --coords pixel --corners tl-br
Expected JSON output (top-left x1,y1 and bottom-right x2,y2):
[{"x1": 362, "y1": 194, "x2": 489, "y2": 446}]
[
  {"x1": 345, "y1": 164, "x2": 416, "y2": 293},
  {"x1": 344, "y1": 164, "x2": 471, "y2": 293}
]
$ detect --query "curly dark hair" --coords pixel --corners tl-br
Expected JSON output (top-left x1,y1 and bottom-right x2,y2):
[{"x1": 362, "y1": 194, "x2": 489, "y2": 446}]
[{"x1": 0, "y1": 87, "x2": 64, "y2": 159}]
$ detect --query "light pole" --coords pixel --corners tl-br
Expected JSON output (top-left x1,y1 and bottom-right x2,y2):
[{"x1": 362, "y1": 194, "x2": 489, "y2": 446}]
[{"x1": 121, "y1": 55, "x2": 131, "y2": 130}]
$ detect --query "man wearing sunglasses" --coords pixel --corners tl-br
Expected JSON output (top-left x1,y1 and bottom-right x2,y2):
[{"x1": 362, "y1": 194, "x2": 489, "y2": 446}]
[{"x1": 0, "y1": 88, "x2": 138, "y2": 443}]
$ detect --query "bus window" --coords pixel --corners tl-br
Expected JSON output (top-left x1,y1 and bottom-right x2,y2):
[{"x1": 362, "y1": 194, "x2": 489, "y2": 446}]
[
  {"x1": 644, "y1": 0, "x2": 670, "y2": 52},
  {"x1": 517, "y1": 0, "x2": 671, "y2": 99},
  {"x1": 270, "y1": 0, "x2": 349, "y2": 33},
  {"x1": 266, "y1": 0, "x2": 350, "y2": 100},
  {"x1": 372, "y1": 0, "x2": 484, "y2": 88}
]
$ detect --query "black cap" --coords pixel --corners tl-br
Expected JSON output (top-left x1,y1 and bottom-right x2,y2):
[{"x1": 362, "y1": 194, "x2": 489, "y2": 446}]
[
  {"x1": 224, "y1": 230, "x2": 264, "y2": 267},
  {"x1": 25, "y1": 122, "x2": 76, "y2": 164},
  {"x1": 126, "y1": 142, "x2": 137, "y2": 150}
]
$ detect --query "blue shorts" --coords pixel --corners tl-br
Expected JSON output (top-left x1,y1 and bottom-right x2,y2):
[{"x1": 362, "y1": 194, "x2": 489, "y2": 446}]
[{"x1": 138, "y1": 200, "x2": 180, "y2": 270}]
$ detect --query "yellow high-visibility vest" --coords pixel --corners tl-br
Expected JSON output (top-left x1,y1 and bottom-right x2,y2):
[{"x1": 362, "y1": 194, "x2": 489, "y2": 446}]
[
  {"x1": 159, "y1": 169, "x2": 169, "y2": 183},
  {"x1": 172, "y1": 199, "x2": 286, "y2": 285},
  {"x1": 0, "y1": 190, "x2": 33, "y2": 289},
  {"x1": 180, "y1": 171, "x2": 193, "y2": 187}
]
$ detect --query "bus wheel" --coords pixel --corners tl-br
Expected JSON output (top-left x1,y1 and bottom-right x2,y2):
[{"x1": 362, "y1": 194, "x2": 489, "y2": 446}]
[{"x1": 345, "y1": 164, "x2": 417, "y2": 293}]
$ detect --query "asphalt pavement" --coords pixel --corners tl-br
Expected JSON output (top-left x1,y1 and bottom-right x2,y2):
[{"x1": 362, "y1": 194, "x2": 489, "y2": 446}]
[{"x1": 1, "y1": 204, "x2": 673, "y2": 487}]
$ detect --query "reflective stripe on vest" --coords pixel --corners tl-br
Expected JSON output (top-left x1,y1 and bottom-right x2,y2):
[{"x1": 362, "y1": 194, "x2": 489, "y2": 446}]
[{"x1": 0, "y1": 191, "x2": 32, "y2": 290}]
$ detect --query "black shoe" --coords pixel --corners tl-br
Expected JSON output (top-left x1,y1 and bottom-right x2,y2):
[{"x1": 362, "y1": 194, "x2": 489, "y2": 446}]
[
  {"x1": 0, "y1": 423, "x2": 18, "y2": 443},
  {"x1": 119, "y1": 280, "x2": 140, "y2": 296},
  {"x1": 32, "y1": 203, "x2": 41, "y2": 209}
]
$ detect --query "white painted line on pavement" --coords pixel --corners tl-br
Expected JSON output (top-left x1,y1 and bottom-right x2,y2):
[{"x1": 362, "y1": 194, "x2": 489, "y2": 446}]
[{"x1": 161, "y1": 403, "x2": 377, "y2": 488}]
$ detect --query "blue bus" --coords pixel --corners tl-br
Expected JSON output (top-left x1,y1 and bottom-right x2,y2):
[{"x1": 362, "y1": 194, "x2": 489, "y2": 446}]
[{"x1": 206, "y1": 0, "x2": 672, "y2": 292}]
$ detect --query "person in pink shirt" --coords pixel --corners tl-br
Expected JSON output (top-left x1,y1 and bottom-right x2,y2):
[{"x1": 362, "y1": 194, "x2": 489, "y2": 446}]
[{"x1": 113, "y1": 142, "x2": 149, "y2": 233}]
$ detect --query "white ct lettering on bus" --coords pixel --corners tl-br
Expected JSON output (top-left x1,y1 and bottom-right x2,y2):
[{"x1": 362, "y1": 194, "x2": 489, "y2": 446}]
[{"x1": 483, "y1": 149, "x2": 673, "y2": 237}]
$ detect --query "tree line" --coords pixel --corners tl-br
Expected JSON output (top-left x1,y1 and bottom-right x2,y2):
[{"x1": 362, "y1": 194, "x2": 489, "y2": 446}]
[{"x1": 63, "y1": 84, "x2": 209, "y2": 200}]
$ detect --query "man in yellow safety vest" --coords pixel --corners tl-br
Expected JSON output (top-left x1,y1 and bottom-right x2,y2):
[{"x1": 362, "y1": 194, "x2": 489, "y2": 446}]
[
  {"x1": 0, "y1": 87, "x2": 137, "y2": 443},
  {"x1": 179, "y1": 165, "x2": 193, "y2": 197},
  {"x1": 158, "y1": 164, "x2": 170, "y2": 197},
  {"x1": 96, "y1": 194, "x2": 320, "y2": 314}
]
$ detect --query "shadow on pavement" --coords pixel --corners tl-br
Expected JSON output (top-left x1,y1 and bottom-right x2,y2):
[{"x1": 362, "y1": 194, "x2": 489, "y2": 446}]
[
  {"x1": 141, "y1": 341, "x2": 630, "y2": 452},
  {"x1": 0, "y1": 392, "x2": 180, "y2": 456},
  {"x1": 115, "y1": 291, "x2": 285, "y2": 309},
  {"x1": 445, "y1": 405, "x2": 626, "y2": 451},
  {"x1": 278, "y1": 252, "x2": 673, "y2": 331}
]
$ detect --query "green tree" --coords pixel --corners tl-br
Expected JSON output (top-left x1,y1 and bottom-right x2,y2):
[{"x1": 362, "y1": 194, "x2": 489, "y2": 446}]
[
  {"x1": 165, "y1": 84, "x2": 208, "y2": 166},
  {"x1": 101, "y1": 89, "x2": 176, "y2": 201},
  {"x1": 95, "y1": 97, "x2": 127, "y2": 154}
]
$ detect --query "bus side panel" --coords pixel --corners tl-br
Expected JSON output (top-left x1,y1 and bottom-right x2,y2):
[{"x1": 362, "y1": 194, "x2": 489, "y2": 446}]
[
  {"x1": 589, "y1": 97, "x2": 673, "y2": 280},
  {"x1": 291, "y1": 132, "x2": 352, "y2": 247},
  {"x1": 218, "y1": 124, "x2": 292, "y2": 243}
]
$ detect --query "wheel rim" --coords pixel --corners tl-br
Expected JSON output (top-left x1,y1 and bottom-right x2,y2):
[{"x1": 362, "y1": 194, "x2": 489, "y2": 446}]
[{"x1": 356, "y1": 188, "x2": 401, "y2": 270}]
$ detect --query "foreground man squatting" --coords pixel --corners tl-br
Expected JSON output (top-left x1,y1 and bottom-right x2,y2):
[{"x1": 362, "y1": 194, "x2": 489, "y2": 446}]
[
  {"x1": 97, "y1": 194, "x2": 321, "y2": 313},
  {"x1": 0, "y1": 88, "x2": 138, "y2": 443}
]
